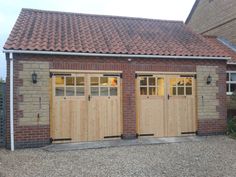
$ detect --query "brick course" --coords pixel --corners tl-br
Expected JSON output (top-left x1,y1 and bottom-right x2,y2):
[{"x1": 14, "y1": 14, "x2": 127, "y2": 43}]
[{"x1": 5, "y1": 53, "x2": 227, "y2": 148}]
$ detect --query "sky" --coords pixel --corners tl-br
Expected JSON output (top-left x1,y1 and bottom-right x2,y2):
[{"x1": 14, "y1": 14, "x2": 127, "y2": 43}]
[{"x1": 0, "y1": 0, "x2": 195, "y2": 80}]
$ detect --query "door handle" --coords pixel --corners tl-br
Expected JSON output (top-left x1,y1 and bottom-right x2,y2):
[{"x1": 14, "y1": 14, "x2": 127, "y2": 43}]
[
  {"x1": 88, "y1": 95, "x2": 91, "y2": 101},
  {"x1": 168, "y1": 94, "x2": 170, "y2": 100}
]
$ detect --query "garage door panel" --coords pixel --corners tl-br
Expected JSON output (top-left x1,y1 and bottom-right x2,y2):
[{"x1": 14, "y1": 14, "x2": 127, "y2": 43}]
[
  {"x1": 51, "y1": 73, "x2": 122, "y2": 143},
  {"x1": 137, "y1": 74, "x2": 196, "y2": 138},
  {"x1": 180, "y1": 97, "x2": 196, "y2": 133},
  {"x1": 70, "y1": 99, "x2": 87, "y2": 142},
  {"x1": 167, "y1": 98, "x2": 185, "y2": 136},
  {"x1": 139, "y1": 98, "x2": 164, "y2": 137},
  {"x1": 104, "y1": 98, "x2": 121, "y2": 137}
]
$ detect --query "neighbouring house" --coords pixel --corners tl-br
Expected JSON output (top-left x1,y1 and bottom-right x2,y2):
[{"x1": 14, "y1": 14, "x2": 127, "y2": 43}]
[
  {"x1": 185, "y1": 0, "x2": 236, "y2": 46},
  {"x1": 186, "y1": 0, "x2": 236, "y2": 117},
  {"x1": 3, "y1": 8, "x2": 232, "y2": 150}
]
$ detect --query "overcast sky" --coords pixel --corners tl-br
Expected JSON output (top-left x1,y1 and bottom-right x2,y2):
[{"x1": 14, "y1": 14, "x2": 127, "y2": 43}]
[{"x1": 0, "y1": 0, "x2": 195, "y2": 79}]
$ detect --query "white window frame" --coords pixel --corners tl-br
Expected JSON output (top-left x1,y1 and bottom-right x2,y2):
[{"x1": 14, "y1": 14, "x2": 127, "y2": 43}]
[{"x1": 226, "y1": 71, "x2": 236, "y2": 95}]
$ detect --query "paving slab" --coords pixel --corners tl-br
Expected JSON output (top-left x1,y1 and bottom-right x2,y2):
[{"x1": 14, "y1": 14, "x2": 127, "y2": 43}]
[{"x1": 43, "y1": 136, "x2": 205, "y2": 152}]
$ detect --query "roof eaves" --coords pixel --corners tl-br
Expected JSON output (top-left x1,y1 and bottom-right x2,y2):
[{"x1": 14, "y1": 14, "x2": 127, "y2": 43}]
[{"x1": 2, "y1": 49, "x2": 231, "y2": 60}]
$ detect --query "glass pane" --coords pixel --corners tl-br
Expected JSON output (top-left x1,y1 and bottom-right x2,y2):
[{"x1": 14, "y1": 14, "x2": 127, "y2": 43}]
[
  {"x1": 100, "y1": 77, "x2": 108, "y2": 86},
  {"x1": 55, "y1": 77, "x2": 64, "y2": 85},
  {"x1": 109, "y1": 77, "x2": 118, "y2": 86},
  {"x1": 227, "y1": 84, "x2": 230, "y2": 92},
  {"x1": 91, "y1": 77, "x2": 99, "y2": 86},
  {"x1": 227, "y1": 73, "x2": 229, "y2": 81},
  {"x1": 76, "y1": 87, "x2": 84, "y2": 96},
  {"x1": 231, "y1": 84, "x2": 236, "y2": 93},
  {"x1": 66, "y1": 87, "x2": 74, "y2": 96},
  {"x1": 55, "y1": 87, "x2": 64, "y2": 96},
  {"x1": 170, "y1": 78, "x2": 176, "y2": 87},
  {"x1": 157, "y1": 78, "x2": 164, "y2": 96},
  {"x1": 100, "y1": 87, "x2": 109, "y2": 96},
  {"x1": 231, "y1": 73, "x2": 236, "y2": 81},
  {"x1": 186, "y1": 87, "x2": 192, "y2": 95},
  {"x1": 185, "y1": 78, "x2": 192, "y2": 86},
  {"x1": 149, "y1": 77, "x2": 156, "y2": 86},
  {"x1": 110, "y1": 87, "x2": 118, "y2": 96},
  {"x1": 140, "y1": 77, "x2": 147, "y2": 86},
  {"x1": 66, "y1": 77, "x2": 74, "y2": 86},
  {"x1": 91, "y1": 87, "x2": 99, "y2": 96},
  {"x1": 76, "y1": 77, "x2": 84, "y2": 86},
  {"x1": 177, "y1": 78, "x2": 185, "y2": 86},
  {"x1": 178, "y1": 87, "x2": 184, "y2": 95},
  {"x1": 149, "y1": 87, "x2": 156, "y2": 95},
  {"x1": 170, "y1": 87, "x2": 176, "y2": 96},
  {"x1": 140, "y1": 87, "x2": 147, "y2": 95}
]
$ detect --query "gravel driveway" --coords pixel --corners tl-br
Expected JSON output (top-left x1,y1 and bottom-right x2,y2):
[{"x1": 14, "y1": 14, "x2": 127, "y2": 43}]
[{"x1": 0, "y1": 136, "x2": 236, "y2": 177}]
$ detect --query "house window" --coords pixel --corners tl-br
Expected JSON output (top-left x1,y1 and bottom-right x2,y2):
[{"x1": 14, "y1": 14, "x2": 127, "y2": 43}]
[{"x1": 227, "y1": 71, "x2": 236, "y2": 95}]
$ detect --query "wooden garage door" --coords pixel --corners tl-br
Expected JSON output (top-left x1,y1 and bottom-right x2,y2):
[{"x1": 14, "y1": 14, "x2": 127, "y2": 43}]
[
  {"x1": 136, "y1": 74, "x2": 196, "y2": 137},
  {"x1": 50, "y1": 73, "x2": 122, "y2": 142}
]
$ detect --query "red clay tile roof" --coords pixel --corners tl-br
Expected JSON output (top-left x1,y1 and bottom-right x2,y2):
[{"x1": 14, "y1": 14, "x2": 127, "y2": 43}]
[
  {"x1": 3, "y1": 8, "x2": 231, "y2": 58},
  {"x1": 204, "y1": 36, "x2": 236, "y2": 63}
]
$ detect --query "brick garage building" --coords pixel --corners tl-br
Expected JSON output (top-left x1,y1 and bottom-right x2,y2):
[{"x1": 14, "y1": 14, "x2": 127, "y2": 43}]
[{"x1": 3, "y1": 9, "x2": 231, "y2": 149}]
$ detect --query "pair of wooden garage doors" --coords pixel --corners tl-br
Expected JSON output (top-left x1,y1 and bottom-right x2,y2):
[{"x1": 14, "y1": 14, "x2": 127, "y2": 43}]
[{"x1": 50, "y1": 72, "x2": 196, "y2": 142}]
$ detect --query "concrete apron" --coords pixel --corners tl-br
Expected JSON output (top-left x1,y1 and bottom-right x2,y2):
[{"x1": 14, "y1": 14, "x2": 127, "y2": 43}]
[{"x1": 43, "y1": 136, "x2": 205, "y2": 152}]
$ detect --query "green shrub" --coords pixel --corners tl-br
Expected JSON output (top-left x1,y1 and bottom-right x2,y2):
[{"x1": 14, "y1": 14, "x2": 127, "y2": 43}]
[{"x1": 227, "y1": 117, "x2": 236, "y2": 138}]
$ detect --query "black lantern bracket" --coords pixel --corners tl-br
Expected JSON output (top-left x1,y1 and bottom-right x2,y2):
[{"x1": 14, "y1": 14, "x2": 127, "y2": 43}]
[
  {"x1": 206, "y1": 74, "x2": 212, "y2": 85},
  {"x1": 32, "y1": 71, "x2": 37, "y2": 84}
]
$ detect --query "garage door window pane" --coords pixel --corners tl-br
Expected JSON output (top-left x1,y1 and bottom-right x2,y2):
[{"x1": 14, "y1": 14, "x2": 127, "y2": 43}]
[
  {"x1": 110, "y1": 87, "x2": 118, "y2": 96},
  {"x1": 170, "y1": 78, "x2": 177, "y2": 87},
  {"x1": 56, "y1": 87, "x2": 64, "y2": 96},
  {"x1": 91, "y1": 77, "x2": 99, "y2": 86},
  {"x1": 157, "y1": 78, "x2": 164, "y2": 96},
  {"x1": 76, "y1": 87, "x2": 84, "y2": 96},
  {"x1": 185, "y1": 78, "x2": 192, "y2": 86},
  {"x1": 66, "y1": 77, "x2": 74, "y2": 86},
  {"x1": 140, "y1": 77, "x2": 147, "y2": 86},
  {"x1": 66, "y1": 87, "x2": 74, "y2": 96},
  {"x1": 56, "y1": 77, "x2": 64, "y2": 85},
  {"x1": 91, "y1": 87, "x2": 99, "y2": 96},
  {"x1": 149, "y1": 87, "x2": 156, "y2": 95},
  {"x1": 100, "y1": 87, "x2": 109, "y2": 96},
  {"x1": 177, "y1": 78, "x2": 185, "y2": 86},
  {"x1": 76, "y1": 77, "x2": 84, "y2": 86},
  {"x1": 170, "y1": 87, "x2": 176, "y2": 96},
  {"x1": 186, "y1": 87, "x2": 192, "y2": 95},
  {"x1": 149, "y1": 77, "x2": 156, "y2": 86},
  {"x1": 178, "y1": 87, "x2": 184, "y2": 95},
  {"x1": 140, "y1": 87, "x2": 147, "y2": 95},
  {"x1": 109, "y1": 77, "x2": 117, "y2": 86},
  {"x1": 100, "y1": 77, "x2": 108, "y2": 86}
]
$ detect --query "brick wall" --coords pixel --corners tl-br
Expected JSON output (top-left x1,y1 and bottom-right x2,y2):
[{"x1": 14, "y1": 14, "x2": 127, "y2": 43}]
[
  {"x1": 5, "y1": 53, "x2": 227, "y2": 148},
  {"x1": 196, "y1": 65, "x2": 227, "y2": 135},
  {"x1": 186, "y1": 0, "x2": 236, "y2": 45},
  {"x1": 18, "y1": 61, "x2": 50, "y2": 126}
]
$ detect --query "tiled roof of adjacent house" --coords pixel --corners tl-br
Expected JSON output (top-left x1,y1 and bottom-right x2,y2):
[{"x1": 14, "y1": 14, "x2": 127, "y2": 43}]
[
  {"x1": 3, "y1": 8, "x2": 230, "y2": 58},
  {"x1": 205, "y1": 36, "x2": 236, "y2": 63}
]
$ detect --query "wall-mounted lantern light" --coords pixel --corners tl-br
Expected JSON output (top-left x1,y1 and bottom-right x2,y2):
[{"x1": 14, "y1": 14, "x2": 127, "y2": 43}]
[
  {"x1": 32, "y1": 71, "x2": 37, "y2": 84},
  {"x1": 206, "y1": 74, "x2": 212, "y2": 85}
]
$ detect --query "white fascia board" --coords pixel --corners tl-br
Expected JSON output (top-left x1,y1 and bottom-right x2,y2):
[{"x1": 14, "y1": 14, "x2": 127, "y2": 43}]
[{"x1": 2, "y1": 49, "x2": 231, "y2": 60}]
